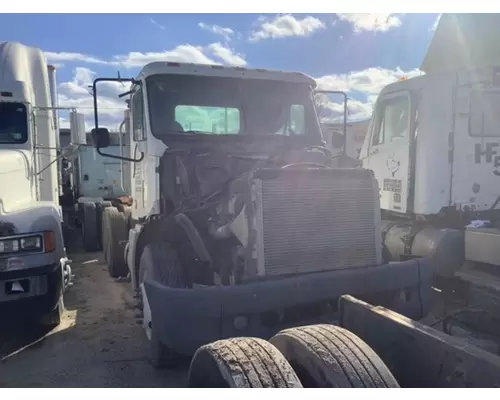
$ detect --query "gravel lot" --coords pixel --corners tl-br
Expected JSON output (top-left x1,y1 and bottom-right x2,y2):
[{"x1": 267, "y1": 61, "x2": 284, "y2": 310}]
[{"x1": 0, "y1": 245, "x2": 188, "y2": 388}]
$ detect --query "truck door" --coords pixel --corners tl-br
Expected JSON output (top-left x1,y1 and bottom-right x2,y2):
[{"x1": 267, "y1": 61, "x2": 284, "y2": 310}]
[
  {"x1": 364, "y1": 90, "x2": 414, "y2": 214},
  {"x1": 452, "y1": 82, "x2": 500, "y2": 212}
]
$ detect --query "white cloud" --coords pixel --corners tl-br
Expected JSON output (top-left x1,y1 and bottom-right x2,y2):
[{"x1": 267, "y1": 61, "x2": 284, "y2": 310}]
[
  {"x1": 198, "y1": 22, "x2": 235, "y2": 41},
  {"x1": 111, "y1": 45, "x2": 219, "y2": 68},
  {"x1": 316, "y1": 66, "x2": 421, "y2": 95},
  {"x1": 45, "y1": 51, "x2": 106, "y2": 65},
  {"x1": 249, "y1": 14, "x2": 326, "y2": 42},
  {"x1": 337, "y1": 14, "x2": 402, "y2": 33},
  {"x1": 45, "y1": 42, "x2": 247, "y2": 70},
  {"x1": 315, "y1": 66, "x2": 422, "y2": 122},
  {"x1": 207, "y1": 43, "x2": 246, "y2": 66}
]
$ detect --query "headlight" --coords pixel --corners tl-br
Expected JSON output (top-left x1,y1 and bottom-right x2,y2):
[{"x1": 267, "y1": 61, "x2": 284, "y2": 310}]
[
  {"x1": 0, "y1": 239, "x2": 20, "y2": 253},
  {"x1": 0, "y1": 234, "x2": 44, "y2": 254},
  {"x1": 20, "y1": 236, "x2": 42, "y2": 251}
]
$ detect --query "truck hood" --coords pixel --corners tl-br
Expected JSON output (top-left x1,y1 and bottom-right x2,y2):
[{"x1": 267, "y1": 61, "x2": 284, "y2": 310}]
[{"x1": 0, "y1": 149, "x2": 34, "y2": 214}]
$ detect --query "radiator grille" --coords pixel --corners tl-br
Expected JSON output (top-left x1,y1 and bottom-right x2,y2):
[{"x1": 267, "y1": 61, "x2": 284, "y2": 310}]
[{"x1": 257, "y1": 169, "x2": 380, "y2": 277}]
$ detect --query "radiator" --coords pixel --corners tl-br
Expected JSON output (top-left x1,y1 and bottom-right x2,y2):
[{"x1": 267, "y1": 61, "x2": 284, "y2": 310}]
[{"x1": 252, "y1": 168, "x2": 381, "y2": 277}]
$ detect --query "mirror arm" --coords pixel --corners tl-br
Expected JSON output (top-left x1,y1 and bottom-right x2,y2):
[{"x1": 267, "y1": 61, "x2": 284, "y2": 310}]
[
  {"x1": 93, "y1": 76, "x2": 143, "y2": 162},
  {"x1": 96, "y1": 146, "x2": 144, "y2": 162}
]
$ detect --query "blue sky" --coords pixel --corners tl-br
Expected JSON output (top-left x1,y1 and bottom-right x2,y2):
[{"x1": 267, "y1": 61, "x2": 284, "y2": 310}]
[{"x1": 0, "y1": 13, "x2": 441, "y2": 128}]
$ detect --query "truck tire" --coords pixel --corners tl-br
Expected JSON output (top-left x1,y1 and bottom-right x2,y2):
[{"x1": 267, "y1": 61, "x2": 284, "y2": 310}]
[
  {"x1": 269, "y1": 324, "x2": 399, "y2": 388},
  {"x1": 122, "y1": 206, "x2": 132, "y2": 228},
  {"x1": 95, "y1": 201, "x2": 113, "y2": 251},
  {"x1": 82, "y1": 202, "x2": 99, "y2": 252},
  {"x1": 188, "y1": 337, "x2": 303, "y2": 388},
  {"x1": 39, "y1": 295, "x2": 64, "y2": 329},
  {"x1": 102, "y1": 207, "x2": 112, "y2": 263},
  {"x1": 100, "y1": 203, "x2": 114, "y2": 259},
  {"x1": 105, "y1": 207, "x2": 128, "y2": 278},
  {"x1": 139, "y1": 242, "x2": 186, "y2": 368}
]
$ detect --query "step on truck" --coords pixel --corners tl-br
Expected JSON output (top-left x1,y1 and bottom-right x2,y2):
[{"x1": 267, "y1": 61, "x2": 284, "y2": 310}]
[
  {"x1": 0, "y1": 42, "x2": 81, "y2": 328},
  {"x1": 90, "y1": 61, "x2": 435, "y2": 369}
]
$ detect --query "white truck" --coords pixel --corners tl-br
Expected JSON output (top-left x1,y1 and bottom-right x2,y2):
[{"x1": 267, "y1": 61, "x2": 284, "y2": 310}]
[
  {"x1": 359, "y1": 14, "x2": 500, "y2": 340},
  {"x1": 0, "y1": 41, "x2": 79, "y2": 327},
  {"x1": 59, "y1": 128, "x2": 133, "y2": 254},
  {"x1": 90, "y1": 61, "x2": 435, "y2": 369},
  {"x1": 322, "y1": 119, "x2": 370, "y2": 159}
]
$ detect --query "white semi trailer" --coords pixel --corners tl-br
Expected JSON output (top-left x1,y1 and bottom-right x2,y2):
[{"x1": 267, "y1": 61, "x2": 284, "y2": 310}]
[{"x1": 0, "y1": 41, "x2": 82, "y2": 327}]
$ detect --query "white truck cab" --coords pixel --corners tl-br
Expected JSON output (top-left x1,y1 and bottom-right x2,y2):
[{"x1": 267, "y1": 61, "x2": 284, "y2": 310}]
[
  {"x1": 0, "y1": 41, "x2": 75, "y2": 327},
  {"x1": 360, "y1": 14, "x2": 500, "y2": 283}
]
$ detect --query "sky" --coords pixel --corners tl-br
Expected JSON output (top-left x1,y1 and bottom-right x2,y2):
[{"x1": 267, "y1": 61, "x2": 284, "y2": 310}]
[{"x1": 0, "y1": 13, "x2": 441, "y2": 130}]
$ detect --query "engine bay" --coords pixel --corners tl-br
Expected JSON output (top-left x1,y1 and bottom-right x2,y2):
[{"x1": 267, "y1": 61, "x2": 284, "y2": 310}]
[{"x1": 154, "y1": 138, "x2": 380, "y2": 288}]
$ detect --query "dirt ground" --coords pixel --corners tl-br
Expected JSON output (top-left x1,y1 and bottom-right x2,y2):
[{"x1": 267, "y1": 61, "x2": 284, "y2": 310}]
[{"x1": 0, "y1": 245, "x2": 188, "y2": 388}]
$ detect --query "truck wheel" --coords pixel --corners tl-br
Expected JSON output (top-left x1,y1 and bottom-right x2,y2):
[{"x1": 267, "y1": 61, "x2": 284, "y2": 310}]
[
  {"x1": 139, "y1": 242, "x2": 186, "y2": 368},
  {"x1": 39, "y1": 296, "x2": 64, "y2": 329},
  {"x1": 269, "y1": 324, "x2": 399, "y2": 388},
  {"x1": 101, "y1": 204, "x2": 114, "y2": 261},
  {"x1": 188, "y1": 337, "x2": 303, "y2": 388},
  {"x1": 122, "y1": 206, "x2": 133, "y2": 229},
  {"x1": 95, "y1": 201, "x2": 113, "y2": 251},
  {"x1": 82, "y1": 202, "x2": 99, "y2": 252},
  {"x1": 105, "y1": 207, "x2": 128, "y2": 278}
]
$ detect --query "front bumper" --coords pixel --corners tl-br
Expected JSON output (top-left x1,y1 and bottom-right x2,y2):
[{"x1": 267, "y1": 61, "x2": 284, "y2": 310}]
[
  {"x1": 144, "y1": 258, "x2": 434, "y2": 356},
  {"x1": 0, "y1": 262, "x2": 62, "y2": 318}
]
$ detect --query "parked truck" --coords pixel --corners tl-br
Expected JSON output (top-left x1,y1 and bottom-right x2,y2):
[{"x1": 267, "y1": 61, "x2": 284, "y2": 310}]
[
  {"x1": 59, "y1": 127, "x2": 133, "y2": 254},
  {"x1": 0, "y1": 42, "x2": 80, "y2": 327},
  {"x1": 357, "y1": 13, "x2": 500, "y2": 347},
  {"x1": 89, "y1": 61, "x2": 435, "y2": 369}
]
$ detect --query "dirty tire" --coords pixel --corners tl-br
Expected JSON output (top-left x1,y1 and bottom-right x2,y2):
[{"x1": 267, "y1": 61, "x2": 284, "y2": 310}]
[
  {"x1": 105, "y1": 207, "x2": 128, "y2": 278},
  {"x1": 188, "y1": 337, "x2": 303, "y2": 388},
  {"x1": 139, "y1": 242, "x2": 186, "y2": 369},
  {"x1": 101, "y1": 207, "x2": 113, "y2": 263},
  {"x1": 95, "y1": 201, "x2": 113, "y2": 251},
  {"x1": 39, "y1": 295, "x2": 64, "y2": 329},
  {"x1": 82, "y1": 202, "x2": 99, "y2": 252},
  {"x1": 101, "y1": 205, "x2": 115, "y2": 262},
  {"x1": 122, "y1": 206, "x2": 133, "y2": 229},
  {"x1": 269, "y1": 324, "x2": 399, "y2": 388}
]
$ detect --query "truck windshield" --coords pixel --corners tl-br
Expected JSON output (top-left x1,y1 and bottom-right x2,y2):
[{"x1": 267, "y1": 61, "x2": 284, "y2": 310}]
[
  {"x1": 0, "y1": 102, "x2": 28, "y2": 144},
  {"x1": 146, "y1": 74, "x2": 320, "y2": 139}
]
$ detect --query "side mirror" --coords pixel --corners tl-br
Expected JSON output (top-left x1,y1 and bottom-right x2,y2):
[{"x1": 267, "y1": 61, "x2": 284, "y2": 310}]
[{"x1": 91, "y1": 127, "x2": 110, "y2": 149}]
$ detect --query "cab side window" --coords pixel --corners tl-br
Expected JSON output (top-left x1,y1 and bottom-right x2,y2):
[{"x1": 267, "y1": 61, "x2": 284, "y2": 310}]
[
  {"x1": 371, "y1": 95, "x2": 410, "y2": 146},
  {"x1": 132, "y1": 87, "x2": 145, "y2": 141}
]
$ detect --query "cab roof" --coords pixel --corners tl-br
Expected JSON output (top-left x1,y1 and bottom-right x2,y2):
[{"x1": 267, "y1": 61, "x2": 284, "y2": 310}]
[{"x1": 136, "y1": 61, "x2": 317, "y2": 87}]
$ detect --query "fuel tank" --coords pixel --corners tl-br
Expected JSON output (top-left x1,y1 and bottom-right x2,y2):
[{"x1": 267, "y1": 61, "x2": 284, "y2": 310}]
[{"x1": 381, "y1": 220, "x2": 465, "y2": 278}]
